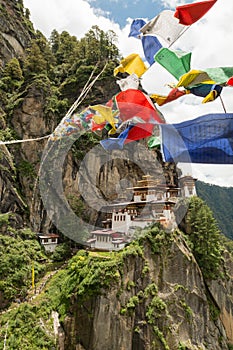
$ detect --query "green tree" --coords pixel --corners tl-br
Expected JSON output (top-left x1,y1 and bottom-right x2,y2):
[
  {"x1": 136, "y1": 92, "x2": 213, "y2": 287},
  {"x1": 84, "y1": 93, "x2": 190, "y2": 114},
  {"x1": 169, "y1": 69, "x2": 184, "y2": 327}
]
[
  {"x1": 78, "y1": 25, "x2": 120, "y2": 65},
  {"x1": 49, "y1": 29, "x2": 60, "y2": 55},
  {"x1": 24, "y1": 7, "x2": 30, "y2": 20},
  {"x1": 186, "y1": 196, "x2": 223, "y2": 279},
  {"x1": 196, "y1": 180, "x2": 233, "y2": 240},
  {"x1": 0, "y1": 58, "x2": 24, "y2": 92},
  {"x1": 52, "y1": 30, "x2": 78, "y2": 65},
  {"x1": 34, "y1": 30, "x2": 56, "y2": 76},
  {"x1": 23, "y1": 41, "x2": 47, "y2": 78},
  {"x1": 51, "y1": 242, "x2": 72, "y2": 262}
]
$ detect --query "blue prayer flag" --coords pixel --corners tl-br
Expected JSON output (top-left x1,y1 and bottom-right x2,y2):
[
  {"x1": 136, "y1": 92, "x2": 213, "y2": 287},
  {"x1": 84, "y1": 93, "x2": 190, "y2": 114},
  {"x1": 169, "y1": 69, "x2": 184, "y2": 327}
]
[
  {"x1": 160, "y1": 113, "x2": 233, "y2": 164},
  {"x1": 189, "y1": 84, "x2": 222, "y2": 98},
  {"x1": 100, "y1": 126, "x2": 133, "y2": 151},
  {"x1": 128, "y1": 19, "x2": 147, "y2": 38},
  {"x1": 142, "y1": 35, "x2": 162, "y2": 66}
]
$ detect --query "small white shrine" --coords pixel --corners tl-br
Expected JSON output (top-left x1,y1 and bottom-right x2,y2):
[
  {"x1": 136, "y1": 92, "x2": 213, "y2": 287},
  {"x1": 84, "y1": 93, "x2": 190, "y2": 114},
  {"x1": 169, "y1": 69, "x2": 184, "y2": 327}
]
[
  {"x1": 38, "y1": 233, "x2": 60, "y2": 252},
  {"x1": 179, "y1": 175, "x2": 197, "y2": 197}
]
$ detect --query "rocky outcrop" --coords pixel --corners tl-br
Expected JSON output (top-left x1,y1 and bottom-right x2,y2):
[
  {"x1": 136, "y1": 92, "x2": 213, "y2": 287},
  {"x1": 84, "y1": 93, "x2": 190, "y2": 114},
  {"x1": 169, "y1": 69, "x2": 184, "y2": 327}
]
[
  {"x1": 0, "y1": 0, "x2": 33, "y2": 68},
  {"x1": 8, "y1": 80, "x2": 55, "y2": 230},
  {"x1": 0, "y1": 0, "x2": 37, "y2": 228},
  {"x1": 60, "y1": 232, "x2": 232, "y2": 350},
  {"x1": 0, "y1": 144, "x2": 26, "y2": 226},
  {"x1": 207, "y1": 250, "x2": 233, "y2": 345}
]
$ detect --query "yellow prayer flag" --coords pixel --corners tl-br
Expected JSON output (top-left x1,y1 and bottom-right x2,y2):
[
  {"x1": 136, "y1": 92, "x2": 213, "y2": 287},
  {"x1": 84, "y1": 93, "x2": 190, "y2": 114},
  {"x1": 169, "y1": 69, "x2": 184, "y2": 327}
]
[
  {"x1": 177, "y1": 69, "x2": 215, "y2": 88},
  {"x1": 90, "y1": 105, "x2": 118, "y2": 130},
  {"x1": 202, "y1": 90, "x2": 217, "y2": 103},
  {"x1": 150, "y1": 94, "x2": 168, "y2": 106},
  {"x1": 114, "y1": 53, "x2": 148, "y2": 78}
]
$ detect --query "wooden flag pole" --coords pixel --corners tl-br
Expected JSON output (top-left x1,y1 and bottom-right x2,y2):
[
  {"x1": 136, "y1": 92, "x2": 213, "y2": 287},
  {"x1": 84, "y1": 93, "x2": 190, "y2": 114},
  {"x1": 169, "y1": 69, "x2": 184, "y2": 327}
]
[{"x1": 219, "y1": 95, "x2": 227, "y2": 113}]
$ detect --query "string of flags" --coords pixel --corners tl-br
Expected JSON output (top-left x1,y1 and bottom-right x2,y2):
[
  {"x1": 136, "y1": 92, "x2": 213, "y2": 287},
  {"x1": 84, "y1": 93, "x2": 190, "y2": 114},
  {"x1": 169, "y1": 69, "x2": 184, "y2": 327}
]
[{"x1": 2, "y1": 0, "x2": 233, "y2": 165}]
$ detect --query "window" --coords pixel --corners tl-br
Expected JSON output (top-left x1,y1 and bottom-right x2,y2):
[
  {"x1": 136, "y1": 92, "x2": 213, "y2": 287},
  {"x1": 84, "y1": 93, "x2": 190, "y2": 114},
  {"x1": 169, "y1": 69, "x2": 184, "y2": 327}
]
[
  {"x1": 43, "y1": 238, "x2": 48, "y2": 243},
  {"x1": 51, "y1": 238, "x2": 57, "y2": 243}
]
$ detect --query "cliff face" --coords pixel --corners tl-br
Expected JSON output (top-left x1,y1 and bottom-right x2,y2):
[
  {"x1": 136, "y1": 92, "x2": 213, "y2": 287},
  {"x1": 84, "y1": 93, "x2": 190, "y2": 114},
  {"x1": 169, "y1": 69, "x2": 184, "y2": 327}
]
[
  {"x1": 11, "y1": 81, "x2": 56, "y2": 230},
  {"x1": 207, "y1": 251, "x2": 233, "y2": 343},
  {"x1": 60, "y1": 231, "x2": 233, "y2": 350},
  {"x1": 0, "y1": 144, "x2": 26, "y2": 226},
  {"x1": 0, "y1": 0, "x2": 37, "y2": 226},
  {"x1": 0, "y1": 0, "x2": 33, "y2": 68}
]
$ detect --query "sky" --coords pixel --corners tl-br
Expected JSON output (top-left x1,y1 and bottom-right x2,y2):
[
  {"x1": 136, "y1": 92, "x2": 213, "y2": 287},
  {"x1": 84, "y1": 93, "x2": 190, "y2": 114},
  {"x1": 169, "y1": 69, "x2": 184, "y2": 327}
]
[{"x1": 23, "y1": 0, "x2": 233, "y2": 187}]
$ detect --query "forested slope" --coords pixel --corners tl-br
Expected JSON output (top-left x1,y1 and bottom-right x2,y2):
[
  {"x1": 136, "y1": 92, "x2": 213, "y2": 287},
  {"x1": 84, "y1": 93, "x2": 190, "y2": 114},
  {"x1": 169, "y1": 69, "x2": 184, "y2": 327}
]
[{"x1": 196, "y1": 180, "x2": 233, "y2": 240}]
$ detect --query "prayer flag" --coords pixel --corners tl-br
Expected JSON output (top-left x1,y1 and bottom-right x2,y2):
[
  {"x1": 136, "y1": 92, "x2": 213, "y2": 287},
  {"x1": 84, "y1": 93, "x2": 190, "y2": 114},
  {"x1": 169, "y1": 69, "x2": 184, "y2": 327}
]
[
  {"x1": 129, "y1": 19, "x2": 146, "y2": 38},
  {"x1": 177, "y1": 69, "x2": 214, "y2": 88},
  {"x1": 142, "y1": 35, "x2": 162, "y2": 66},
  {"x1": 155, "y1": 48, "x2": 192, "y2": 80},
  {"x1": 160, "y1": 113, "x2": 233, "y2": 163},
  {"x1": 174, "y1": 0, "x2": 217, "y2": 26},
  {"x1": 150, "y1": 88, "x2": 187, "y2": 106},
  {"x1": 227, "y1": 77, "x2": 233, "y2": 86},
  {"x1": 114, "y1": 53, "x2": 148, "y2": 78},
  {"x1": 148, "y1": 136, "x2": 161, "y2": 149},
  {"x1": 90, "y1": 105, "x2": 118, "y2": 130},
  {"x1": 100, "y1": 123, "x2": 154, "y2": 150},
  {"x1": 116, "y1": 74, "x2": 139, "y2": 91},
  {"x1": 177, "y1": 67, "x2": 233, "y2": 88},
  {"x1": 100, "y1": 126, "x2": 133, "y2": 151},
  {"x1": 140, "y1": 10, "x2": 185, "y2": 45},
  {"x1": 188, "y1": 83, "x2": 222, "y2": 103},
  {"x1": 124, "y1": 123, "x2": 154, "y2": 144},
  {"x1": 205, "y1": 67, "x2": 233, "y2": 85},
  {"x1": 115, "y1": 89, "x2": 165, "y2": 124}
]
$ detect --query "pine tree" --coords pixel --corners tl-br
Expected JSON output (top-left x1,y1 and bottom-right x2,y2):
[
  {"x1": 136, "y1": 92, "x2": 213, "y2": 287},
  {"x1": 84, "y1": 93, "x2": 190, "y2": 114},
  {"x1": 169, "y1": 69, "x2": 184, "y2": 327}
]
[
  {"x1": 0, "y1": 58, "x2": 24, "y2": 92},
  {"x1": 186, "y1": 196, "x2": 223, "y2": 279},
  {"x1": 23, "y1": 41, "x2": 47, "y2": 78}
]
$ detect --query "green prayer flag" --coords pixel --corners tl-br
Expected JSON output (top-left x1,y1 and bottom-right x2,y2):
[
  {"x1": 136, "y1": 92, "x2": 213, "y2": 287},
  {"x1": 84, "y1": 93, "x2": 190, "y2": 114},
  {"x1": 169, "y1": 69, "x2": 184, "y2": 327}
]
[
  {"x1": 154, "y1": 48, "x2": 192, "y2": 80},
  {"x1": 148, "y1": 136, "x2": 160, "y2": 149},
  {"x1": 205, "y1": 67, "x2": 233, "y2": 85}
]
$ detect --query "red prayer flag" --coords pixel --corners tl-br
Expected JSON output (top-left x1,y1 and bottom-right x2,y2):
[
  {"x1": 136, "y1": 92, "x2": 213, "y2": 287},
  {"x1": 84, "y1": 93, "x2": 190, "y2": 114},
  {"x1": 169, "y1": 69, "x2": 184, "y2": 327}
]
[
  {"x1": 115, "y1": 89, "x2": 165, "y2": 124},
  {"x1": 150, "y1": 88, "x2": 187, "y2": 106},
  {"x1": 227, "y1": 77, "x2": 233, "y2": 86},
  {"x1": 124, "y1": 123, "x2": 154, "y2": 144},
  {"x1": 91, "y1": 121, "x2": 106, "y2": 131},
  {"x1": 174, "y1": 0, "x2": 217, "y2": 25}
]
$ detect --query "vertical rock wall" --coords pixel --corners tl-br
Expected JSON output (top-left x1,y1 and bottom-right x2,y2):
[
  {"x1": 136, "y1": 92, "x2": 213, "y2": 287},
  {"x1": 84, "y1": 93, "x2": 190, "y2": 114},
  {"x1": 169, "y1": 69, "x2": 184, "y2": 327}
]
[{"x1": 60, "y1": 234, "x2": 231, "y2": 350}]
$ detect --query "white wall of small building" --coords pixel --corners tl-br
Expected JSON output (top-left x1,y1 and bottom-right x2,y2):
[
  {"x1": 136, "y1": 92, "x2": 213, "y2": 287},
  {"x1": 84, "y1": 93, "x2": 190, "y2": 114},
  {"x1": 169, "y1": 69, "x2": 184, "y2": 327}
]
[
  {"x1": 90, "y1": 233, "x2": 126, "y2": 251},
  {"x1": 181, "y1": 184, "x2": 197, "y2": 197},
  {"x1": 112, "y1": 242, "x2": 126, "y2": 251},
  {"x1": 94, "y1": 234, "x2": 113, "y2": 250},
  {"x1": 41, "y1": 242, "x2": 58, "y2": 253},
  {"x1": 134, "y1": 191, "x2": 165, "y2": 202},
  {"x1": 39, "y1": 237, "x2": 58, "y2": 253},
  {"x1": 112, "y1": 212, "x2": 132, "y2": 233}
]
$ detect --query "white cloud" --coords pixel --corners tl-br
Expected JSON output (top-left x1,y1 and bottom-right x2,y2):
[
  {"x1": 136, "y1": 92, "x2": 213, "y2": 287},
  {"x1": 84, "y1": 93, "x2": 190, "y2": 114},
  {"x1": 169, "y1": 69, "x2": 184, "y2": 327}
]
[
  {"x1": 23, "y1": 0, "x2": 233, "y2": 186},
  {"x1": 24, "y1": 0, "x2": 118, "y2": 39}
]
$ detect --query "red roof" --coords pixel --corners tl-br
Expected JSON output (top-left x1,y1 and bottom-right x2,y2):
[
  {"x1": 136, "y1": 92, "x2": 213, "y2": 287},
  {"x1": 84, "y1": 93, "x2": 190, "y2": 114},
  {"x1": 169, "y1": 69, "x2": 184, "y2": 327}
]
[{"x1": 38, "y1": 234, "x2": 59, "y2": 239}]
